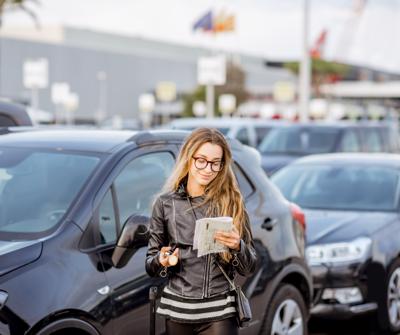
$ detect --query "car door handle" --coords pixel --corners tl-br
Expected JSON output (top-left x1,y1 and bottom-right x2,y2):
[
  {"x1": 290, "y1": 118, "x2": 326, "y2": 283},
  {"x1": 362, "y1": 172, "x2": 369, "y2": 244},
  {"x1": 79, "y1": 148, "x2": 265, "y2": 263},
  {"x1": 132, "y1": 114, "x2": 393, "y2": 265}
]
[{"x1": 261, "y1": 217, "x2": 278, "y2": 231}]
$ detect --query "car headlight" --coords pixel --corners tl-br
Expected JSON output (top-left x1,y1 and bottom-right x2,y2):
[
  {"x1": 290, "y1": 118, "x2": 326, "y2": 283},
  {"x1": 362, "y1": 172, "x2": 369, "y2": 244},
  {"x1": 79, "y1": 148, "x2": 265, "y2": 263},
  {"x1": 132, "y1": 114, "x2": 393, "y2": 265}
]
[{"x1": 306, "y1": 237, "x2": 372, "y2": 265}]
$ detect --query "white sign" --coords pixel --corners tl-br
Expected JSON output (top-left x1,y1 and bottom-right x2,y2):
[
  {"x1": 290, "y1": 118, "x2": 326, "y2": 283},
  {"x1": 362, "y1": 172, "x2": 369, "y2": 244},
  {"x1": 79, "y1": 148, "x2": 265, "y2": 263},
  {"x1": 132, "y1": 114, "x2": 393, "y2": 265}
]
[
  {"x1": 197, "y1": 56, "x2": 226, "y2": 85},
  {"x1": 23, "y1": 58, "x2": 49, "y2": 89},
  {"x1": 51, "y1": 82, "x2": 70, "y2": 105}
]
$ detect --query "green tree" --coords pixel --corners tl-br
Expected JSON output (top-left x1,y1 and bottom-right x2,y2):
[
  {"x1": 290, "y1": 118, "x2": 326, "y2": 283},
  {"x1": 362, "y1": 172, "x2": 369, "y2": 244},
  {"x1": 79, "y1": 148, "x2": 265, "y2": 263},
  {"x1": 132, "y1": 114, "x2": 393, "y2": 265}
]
[
  {"x1": 284, "y1": 59, "x2": 349, "y2": 96},
  {"x1": 182, "y1": 60, "x2": 249, "y2": 117},
  {"x1": 0, "y1": 0, "x2": 40, "y2": 28}
]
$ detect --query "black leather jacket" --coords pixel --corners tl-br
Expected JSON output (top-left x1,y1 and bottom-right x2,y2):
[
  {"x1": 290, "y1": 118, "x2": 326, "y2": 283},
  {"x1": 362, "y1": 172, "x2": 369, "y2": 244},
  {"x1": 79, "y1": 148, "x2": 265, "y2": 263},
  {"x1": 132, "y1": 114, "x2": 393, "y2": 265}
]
[{"x1": 145, "y1": 186, "x2": 257, "y2": 299}]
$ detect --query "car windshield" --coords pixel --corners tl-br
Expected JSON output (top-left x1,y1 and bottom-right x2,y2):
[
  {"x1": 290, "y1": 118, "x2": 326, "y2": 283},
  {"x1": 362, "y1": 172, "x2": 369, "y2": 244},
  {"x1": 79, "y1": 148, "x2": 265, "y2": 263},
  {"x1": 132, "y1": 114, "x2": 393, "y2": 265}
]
[
  {"x1": 258, "y1": 127, "x2": 340, "y2": 154},
  {"x1": 0, "y1": 147, "x2": 100, "y2": 239},
  {"x1": 271, "y1": 164, "x2": 400, "y2": 211}
]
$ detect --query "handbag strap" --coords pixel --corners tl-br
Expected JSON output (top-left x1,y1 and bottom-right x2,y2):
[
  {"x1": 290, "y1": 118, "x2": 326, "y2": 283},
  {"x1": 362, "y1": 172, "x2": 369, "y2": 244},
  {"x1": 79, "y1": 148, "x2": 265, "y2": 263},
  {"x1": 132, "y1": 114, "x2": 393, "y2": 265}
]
[{"x1": 216, "y1": 261, "x2": 236, "y2": 290}]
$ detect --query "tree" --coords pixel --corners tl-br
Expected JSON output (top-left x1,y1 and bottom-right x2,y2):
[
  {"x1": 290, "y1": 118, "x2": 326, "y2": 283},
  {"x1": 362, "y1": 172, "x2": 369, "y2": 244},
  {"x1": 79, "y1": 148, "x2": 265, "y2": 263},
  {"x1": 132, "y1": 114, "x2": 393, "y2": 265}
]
[
  {"x1": 0, "y1": 0, "x2": 40, "y2": 28},
  {"x1": 182, "y1": 60, "x2": 249, "y2": 117},
  {"x1": 284, "y1": 59, "x2": 349, "y2": 97}
]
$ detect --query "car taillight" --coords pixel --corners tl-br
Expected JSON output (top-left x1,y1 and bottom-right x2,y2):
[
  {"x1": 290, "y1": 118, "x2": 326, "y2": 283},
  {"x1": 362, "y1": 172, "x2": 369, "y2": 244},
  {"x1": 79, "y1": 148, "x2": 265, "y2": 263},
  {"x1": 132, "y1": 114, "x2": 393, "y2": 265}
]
[{"x1": 290, "y1": 202, "x2": 306, "y2": 231}]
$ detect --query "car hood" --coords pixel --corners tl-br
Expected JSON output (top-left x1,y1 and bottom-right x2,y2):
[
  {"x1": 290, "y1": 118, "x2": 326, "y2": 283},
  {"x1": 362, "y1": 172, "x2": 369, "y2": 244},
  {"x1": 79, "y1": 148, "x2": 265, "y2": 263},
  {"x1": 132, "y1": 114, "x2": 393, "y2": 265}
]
[
  {"x1": 260, "y1": 155, "x2": 299, "y2": 174},
  {"x1": 304, "y1": 209, "x2": 398, "y2": 245},
  {"x1": 0, "y1": 240, "x2": 42, "y2": 276}
]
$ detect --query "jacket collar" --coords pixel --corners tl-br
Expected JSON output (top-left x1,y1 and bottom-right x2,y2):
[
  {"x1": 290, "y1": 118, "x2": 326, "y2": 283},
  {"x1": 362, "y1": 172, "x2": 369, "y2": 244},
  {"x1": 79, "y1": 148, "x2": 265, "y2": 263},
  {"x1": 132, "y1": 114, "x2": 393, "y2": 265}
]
[{"x1": 175, "y1": 177, "x2": 206, "y2": 200}]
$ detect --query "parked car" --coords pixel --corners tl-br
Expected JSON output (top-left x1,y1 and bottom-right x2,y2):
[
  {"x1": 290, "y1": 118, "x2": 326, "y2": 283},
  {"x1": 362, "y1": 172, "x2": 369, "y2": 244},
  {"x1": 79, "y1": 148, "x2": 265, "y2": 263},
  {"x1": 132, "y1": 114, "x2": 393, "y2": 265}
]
[
  {"x1": 0, "y1": 129, "x2": 312, "y2": 335},
  {"x1": 166, "y1": 117, "x2": 284, "y2": 147},
  {"x1": 258, "y1": 121, "x2": 400, "y2": 175},
  {"x1": 270, "y1": 153, "x2": 400, "y2": 333},
  {"x1": 0, "y1": 100, "x2": 33, "y2": 127}
]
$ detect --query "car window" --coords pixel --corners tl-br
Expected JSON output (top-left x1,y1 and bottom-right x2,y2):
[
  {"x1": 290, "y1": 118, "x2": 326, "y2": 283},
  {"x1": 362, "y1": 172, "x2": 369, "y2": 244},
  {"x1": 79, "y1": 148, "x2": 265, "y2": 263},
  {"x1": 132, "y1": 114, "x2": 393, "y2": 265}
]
[
  {"x1": 258, "y1": 127, "x2": 338, "y2": 154},
  {"x1": 0, "y1": 148, "x2": 100, "y2": 240},
  {"x1": 363, "y1": 129, "x2": 383, "y2": 152},
  {"x1": 381, "y1": 128, "x2": 399, "y2": 152},
  {"x1": 254, "y1": 126, "x2": 271, "y2": 146},
  {"x1": 97, "y1": 151, "x2": 175, "y2": 245},
  {"x1": 98, "y1": 189, "x2": 118, "y2": 244},
  {"x1": 272, "y1": 164, "x2": 400, "y2": 211},
  {"x1": 0, "y1": 114, "x2": 17, "y2": 126},
  {"x1": 236, "y1": 127, "x2": 250, "y2": 146},
  {"x1": 114, "y1": 152, "x2": 175, "y2": 227},
  {"x1": 339, "y1": 130, "x2": 360, "y2": 152},
  {"x1": 232, "y1": 163, "x2": 254, "y2": 199}
]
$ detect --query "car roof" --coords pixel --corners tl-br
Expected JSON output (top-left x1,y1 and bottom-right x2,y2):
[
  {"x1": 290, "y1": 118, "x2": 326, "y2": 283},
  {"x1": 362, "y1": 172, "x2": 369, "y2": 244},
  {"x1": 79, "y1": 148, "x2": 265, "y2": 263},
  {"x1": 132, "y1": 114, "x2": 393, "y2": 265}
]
[
  {"x1": 0, "y1": 128, "x2": 191, "y2": 153},
  {"x1": 267, "y1": 120, "x2": 395, "y2": 130},
  {"x1": 292, "y1": 153, "x2": 400, "y2": 168},
  {"x1": 168, "y1": 117, "x2": 290, "y2": 128},
  {"x1": 0, "y1": 100, "x2": 33, "y2": 126}
]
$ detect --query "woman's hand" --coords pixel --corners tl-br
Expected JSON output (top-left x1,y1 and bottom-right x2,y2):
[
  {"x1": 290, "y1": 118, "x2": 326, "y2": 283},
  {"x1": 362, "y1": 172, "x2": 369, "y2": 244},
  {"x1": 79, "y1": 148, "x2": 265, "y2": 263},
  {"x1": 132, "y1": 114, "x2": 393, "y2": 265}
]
[
  {"x1": 159, "y1": 246, "x2": 180, "y2": 267},
  {"x1": 214, "y1": 226, "x2": 241, "y2": 251}
]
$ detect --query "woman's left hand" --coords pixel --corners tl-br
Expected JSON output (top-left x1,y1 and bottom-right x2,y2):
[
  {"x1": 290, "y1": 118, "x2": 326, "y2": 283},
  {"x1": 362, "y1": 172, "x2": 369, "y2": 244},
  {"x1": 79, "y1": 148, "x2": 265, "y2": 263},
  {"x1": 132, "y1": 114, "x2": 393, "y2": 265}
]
[{"x1": 214, "y1": 226, "x2": 241, "y2": 251}]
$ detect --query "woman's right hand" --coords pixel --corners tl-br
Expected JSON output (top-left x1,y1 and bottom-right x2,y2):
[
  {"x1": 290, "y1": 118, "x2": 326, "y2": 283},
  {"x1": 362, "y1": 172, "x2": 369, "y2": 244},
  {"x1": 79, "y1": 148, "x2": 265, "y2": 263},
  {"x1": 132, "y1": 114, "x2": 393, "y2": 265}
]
[{"x1": 159, "y1": 246, "x2": 180, "y2": 267}]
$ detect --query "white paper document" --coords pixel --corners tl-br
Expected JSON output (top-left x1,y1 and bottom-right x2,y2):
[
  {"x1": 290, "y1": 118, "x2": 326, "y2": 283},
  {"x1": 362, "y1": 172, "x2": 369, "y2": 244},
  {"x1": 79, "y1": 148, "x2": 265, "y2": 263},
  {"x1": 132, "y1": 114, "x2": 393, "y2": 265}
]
[{"x1": 193, "y1": 216, "x2": 234, "y2": 257}]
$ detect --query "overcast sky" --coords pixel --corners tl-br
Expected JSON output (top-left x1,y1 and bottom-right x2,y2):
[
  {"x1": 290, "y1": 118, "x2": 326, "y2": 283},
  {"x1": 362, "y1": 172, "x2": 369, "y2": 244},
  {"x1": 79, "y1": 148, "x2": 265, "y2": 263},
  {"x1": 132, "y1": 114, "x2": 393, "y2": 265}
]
[{"x1": 3, "y1": 0, "x2": 400, "y2": 73}]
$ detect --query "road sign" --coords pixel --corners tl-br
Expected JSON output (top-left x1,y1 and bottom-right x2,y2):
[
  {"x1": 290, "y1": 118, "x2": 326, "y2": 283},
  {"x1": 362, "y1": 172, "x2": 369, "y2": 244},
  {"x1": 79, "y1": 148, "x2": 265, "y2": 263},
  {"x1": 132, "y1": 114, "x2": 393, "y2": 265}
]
[
  {"x1": 23, "y1": 58, "x2": 49, "y2": 89},
  {"x1": 197, "y1": 56, "x2": 226, "y2": 85}
]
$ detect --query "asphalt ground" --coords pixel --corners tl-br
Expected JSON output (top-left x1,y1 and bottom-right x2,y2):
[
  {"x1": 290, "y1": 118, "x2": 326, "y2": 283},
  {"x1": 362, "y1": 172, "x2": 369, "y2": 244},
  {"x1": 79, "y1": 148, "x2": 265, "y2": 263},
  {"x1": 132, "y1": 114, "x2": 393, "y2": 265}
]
[{"x1": 309, "y1": 316, "x2": 399, "y2": 335}]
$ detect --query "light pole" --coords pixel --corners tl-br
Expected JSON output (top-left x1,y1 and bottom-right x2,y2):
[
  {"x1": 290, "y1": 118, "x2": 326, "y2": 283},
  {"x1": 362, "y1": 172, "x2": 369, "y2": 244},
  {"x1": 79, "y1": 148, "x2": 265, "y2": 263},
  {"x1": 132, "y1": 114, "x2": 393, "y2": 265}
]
[
  {"x1": 96, "y1": 71, "x2": 107, "y2": 124},
  {"x1": 299, "y1": 0, "x2": 311, "y2": 122}
]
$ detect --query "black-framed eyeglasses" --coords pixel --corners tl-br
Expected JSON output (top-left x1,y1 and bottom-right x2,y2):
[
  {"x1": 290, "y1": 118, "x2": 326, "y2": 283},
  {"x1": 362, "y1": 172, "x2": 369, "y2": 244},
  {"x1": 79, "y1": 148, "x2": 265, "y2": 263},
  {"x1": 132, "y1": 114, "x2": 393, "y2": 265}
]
[{"x1": 192, "y1": 156, "x2": 223, "y2": 172}]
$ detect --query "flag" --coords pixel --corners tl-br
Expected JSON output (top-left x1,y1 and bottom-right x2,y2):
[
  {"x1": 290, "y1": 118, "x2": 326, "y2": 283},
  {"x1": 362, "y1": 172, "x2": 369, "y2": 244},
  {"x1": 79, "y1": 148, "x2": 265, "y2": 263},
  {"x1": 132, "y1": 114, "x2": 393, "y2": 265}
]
[
  {"x1": 193, "y1": 10, "x2": 213, "y2": 32},
  {"x1": 193, "y1": 9, "x2": 235, "y2": 33},
  {"x1": 213, "y1": 12, "x2": 235, "y2": 33}
]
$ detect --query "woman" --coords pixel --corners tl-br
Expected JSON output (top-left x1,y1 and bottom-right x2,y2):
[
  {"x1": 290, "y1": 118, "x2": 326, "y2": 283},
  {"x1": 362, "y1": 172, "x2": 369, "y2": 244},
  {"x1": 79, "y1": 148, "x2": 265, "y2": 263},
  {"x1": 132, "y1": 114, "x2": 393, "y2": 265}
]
[{"x1": 145, "y1": 128, "x2": 257, "y2": 335}]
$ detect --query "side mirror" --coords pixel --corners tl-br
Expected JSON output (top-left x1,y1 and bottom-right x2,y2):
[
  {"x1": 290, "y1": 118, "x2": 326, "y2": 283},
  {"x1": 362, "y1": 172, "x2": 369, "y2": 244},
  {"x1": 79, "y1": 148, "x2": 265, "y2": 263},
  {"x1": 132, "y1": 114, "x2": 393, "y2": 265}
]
[{"x1": 111, "y1": 214, "x2": 150, "y2": 268}]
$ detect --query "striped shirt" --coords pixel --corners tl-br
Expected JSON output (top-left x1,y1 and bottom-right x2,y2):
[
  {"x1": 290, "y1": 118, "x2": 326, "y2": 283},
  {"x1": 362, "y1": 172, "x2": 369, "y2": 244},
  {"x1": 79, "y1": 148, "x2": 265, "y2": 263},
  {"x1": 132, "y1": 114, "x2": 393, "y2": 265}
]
[{"x1": 157, "y1": 286, "x2": 237, "y2": 323}]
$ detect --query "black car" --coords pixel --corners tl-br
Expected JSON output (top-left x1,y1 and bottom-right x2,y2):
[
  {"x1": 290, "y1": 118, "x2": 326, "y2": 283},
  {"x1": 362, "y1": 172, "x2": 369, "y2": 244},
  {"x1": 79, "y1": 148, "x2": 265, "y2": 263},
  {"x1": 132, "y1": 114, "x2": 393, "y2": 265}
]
[
  {"x1": 258, "y1": 122, "x2": 400, "y2": 175},
  {"x1": 271, "y1": 153, "x2": 400, "y2": 333},
  {"x1": 0, "y1": 100, "x2": 33, "y2": 127},
  {"x1": 0, "y1": 129, "x2": 312, "y2": 335}
]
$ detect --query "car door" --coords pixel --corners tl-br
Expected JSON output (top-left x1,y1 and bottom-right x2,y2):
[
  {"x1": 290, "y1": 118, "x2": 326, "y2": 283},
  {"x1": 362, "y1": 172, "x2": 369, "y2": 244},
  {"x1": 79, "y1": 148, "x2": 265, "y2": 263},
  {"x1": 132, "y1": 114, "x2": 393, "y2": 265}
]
[{"x1": 92, "y1": 145, "x2": 177, "y2": 335}]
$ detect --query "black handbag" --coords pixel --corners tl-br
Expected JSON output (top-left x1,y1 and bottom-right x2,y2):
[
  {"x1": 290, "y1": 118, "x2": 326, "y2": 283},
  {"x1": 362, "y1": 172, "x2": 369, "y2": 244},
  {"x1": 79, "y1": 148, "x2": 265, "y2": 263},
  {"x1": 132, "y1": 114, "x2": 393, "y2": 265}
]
[{"x1": 216, "y1": 262, "x2": 252, "y2": 328}]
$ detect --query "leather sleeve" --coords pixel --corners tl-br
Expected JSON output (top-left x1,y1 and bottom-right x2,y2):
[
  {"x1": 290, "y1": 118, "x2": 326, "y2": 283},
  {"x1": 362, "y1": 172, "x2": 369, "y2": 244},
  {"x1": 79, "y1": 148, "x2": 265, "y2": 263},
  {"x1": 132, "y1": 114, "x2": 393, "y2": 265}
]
[
  {"x1": 232, "y1": 211, "x2": 257, "y2": 276},
  {"x1": 145, "y1": 197, "x2": 168, "y2": 277}
]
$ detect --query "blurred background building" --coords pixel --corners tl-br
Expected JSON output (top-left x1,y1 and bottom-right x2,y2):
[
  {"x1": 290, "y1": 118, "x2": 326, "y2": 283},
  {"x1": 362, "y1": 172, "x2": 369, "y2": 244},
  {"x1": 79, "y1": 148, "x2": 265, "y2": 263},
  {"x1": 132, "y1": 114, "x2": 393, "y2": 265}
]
[{"x1": 0, "y1": 26, "x2": 295, "y2": 124}]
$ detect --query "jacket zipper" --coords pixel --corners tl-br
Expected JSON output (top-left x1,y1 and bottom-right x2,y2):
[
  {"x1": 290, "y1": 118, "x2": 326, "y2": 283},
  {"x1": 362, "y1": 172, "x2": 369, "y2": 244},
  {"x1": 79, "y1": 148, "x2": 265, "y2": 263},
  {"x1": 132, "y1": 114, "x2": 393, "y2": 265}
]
[
  {"x1": 186, "y1": 196, "x2": 211, "y2": 298},
  {"x1": 203, "y1": 254, "x2": 211, "y2": 298}
]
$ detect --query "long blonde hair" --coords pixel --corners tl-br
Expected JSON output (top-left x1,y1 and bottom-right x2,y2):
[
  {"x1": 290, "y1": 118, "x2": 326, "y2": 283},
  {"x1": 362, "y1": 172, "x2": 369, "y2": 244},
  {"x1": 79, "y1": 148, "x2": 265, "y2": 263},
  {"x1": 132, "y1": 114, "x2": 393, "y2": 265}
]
[{"x1": 163, "y1": 128, "x2": 250, "y2": 262}]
